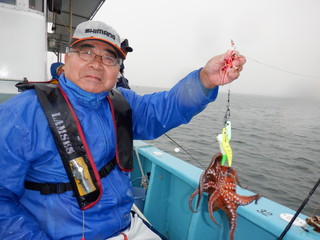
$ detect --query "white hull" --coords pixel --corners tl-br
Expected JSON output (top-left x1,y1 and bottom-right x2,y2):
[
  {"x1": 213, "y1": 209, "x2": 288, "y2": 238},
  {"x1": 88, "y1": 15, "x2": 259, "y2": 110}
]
[{"x1": 0, "y1": 3, "x2": 47, "y2": 85}]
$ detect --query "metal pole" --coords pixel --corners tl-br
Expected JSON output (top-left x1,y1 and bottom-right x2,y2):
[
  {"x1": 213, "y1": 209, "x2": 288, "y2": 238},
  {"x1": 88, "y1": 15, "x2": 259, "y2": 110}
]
[{"x1": 69, "y1": 0, "x2": 73, "y2": 45}]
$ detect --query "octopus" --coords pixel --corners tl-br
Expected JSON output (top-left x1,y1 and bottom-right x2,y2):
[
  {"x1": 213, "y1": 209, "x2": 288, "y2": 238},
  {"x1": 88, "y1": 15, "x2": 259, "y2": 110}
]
[{"x1": 189, "y1": 152, "x2": 261, "y2": 240}]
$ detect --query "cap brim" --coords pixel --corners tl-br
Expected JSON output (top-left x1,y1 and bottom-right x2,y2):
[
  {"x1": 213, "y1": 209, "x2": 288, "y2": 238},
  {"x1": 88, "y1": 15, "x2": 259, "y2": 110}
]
[
  {"x1": 124, "y1": 47, "x2": 133, "y2": 52},
  {"x1": 71, "y1": 37, "x2": 126, "y2": 59}
]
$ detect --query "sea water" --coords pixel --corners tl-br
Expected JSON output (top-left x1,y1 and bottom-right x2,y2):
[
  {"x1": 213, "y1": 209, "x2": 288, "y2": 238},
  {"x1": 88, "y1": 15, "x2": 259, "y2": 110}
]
[{"x1": 1, "y1": 87, "x2": 319, "y2": 217}]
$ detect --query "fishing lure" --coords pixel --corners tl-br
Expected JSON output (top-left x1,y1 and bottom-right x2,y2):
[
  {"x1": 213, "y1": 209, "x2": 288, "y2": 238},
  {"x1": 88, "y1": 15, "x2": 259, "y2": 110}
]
[
  {"x1": 217, "y1": 121, "x2": 232, "y2": 166},
  {"x1": 217, "y1": 40, "x2": 239, "y2": 166},
  {"x1": 216, "y1": 91, "x2": 232, "y2": 166}
]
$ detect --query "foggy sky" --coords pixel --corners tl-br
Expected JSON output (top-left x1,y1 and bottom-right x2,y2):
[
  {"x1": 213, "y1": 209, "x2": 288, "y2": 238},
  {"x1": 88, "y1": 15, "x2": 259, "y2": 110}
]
[{"x1": 95, "y1": 0, "x2": 320, "y2": 99}]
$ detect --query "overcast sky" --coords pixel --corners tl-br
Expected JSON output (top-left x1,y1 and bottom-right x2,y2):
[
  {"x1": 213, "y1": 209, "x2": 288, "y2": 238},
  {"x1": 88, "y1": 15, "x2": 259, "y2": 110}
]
[{"x1": 94, "y1": 0, "x2": 320, "y2": 99}]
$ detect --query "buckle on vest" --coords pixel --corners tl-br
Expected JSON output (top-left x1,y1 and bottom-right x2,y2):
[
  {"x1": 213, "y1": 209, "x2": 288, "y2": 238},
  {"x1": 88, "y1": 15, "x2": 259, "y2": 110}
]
[{"x1": 56, "y1": 183, "x2": 66, "y2": 194}]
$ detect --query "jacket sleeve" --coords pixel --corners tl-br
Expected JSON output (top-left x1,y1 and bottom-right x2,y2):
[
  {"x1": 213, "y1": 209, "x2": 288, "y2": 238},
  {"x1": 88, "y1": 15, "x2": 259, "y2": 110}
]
[
  {"x1": 0, "y1": 108, "x2": 51, "y2": 240},
  {"x1": 122, "y1": 69, "x2": 219, "y2": 140}
]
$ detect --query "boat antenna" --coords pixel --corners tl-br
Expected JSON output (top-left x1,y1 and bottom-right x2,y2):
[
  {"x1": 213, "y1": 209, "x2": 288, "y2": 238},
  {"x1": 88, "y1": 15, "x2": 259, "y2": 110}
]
[
  {"x1": 277, "y1": 177, "x2": 320, "y2": 239},
  {"x1": 164, "y1": 133, "x2": 206, "y2": 168}
]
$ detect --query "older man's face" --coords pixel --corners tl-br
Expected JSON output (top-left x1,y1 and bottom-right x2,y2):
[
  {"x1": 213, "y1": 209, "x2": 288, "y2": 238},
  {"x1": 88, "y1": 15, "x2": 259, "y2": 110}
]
[{"x1": 64, "y1": 40, "x2": 120, "y2": 93}]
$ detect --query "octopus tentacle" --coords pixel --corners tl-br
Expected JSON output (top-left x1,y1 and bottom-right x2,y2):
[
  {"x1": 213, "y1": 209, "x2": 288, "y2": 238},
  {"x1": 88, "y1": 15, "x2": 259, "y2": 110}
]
[
  {"x1": 196, "y1": 171, "x2": 206, "y2": 208},
  {"x1": 230, "y1": 192, "x2": 261, "y2": 206},
  {"x1": 221, "y1": 201, "x2": 237, "y2": 240},
  {"x1": 189, "y1": 188, "x2": 200, "y2": 213},
  {"x1": 208, "y1": 190, "x2": 221, "y2": 226},
  {"x1": 189, "y1": 152, "x2": 261, "y2": 240},
  {"x1": 231, "y1": 168, "x2": 248, "y2": 189}
]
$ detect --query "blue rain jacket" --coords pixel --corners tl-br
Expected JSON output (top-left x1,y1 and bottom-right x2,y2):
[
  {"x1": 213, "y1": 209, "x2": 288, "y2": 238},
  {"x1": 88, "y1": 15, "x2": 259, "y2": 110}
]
[
  {"x1": 0, "y1": 69, "x2": 218, "y2": 240},
  {"x1": 50, "y1": 62, "x2": 63, "y2": 80}
]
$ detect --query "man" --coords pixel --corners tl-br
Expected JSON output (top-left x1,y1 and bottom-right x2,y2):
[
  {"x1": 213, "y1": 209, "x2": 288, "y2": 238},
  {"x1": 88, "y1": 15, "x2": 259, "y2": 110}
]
[
  {"x1": 50, "y1": 62, "x2": 64, "y2": 81},
  {"x1": 117, "y1": 38, "x2": 133, "y2": 89},
  {"x1": 0, "y1": 20, "x2": 245, "y2": 239}
]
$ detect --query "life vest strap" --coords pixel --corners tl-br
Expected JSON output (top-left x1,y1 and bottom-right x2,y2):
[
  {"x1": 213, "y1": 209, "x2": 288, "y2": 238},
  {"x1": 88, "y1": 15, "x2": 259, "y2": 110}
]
[
  {"x1": 25, "y1": 158, "x2": 116, "y2": 195},
  {"x1": 24, "y1": 181, "x2": 72, "y2": 195}
]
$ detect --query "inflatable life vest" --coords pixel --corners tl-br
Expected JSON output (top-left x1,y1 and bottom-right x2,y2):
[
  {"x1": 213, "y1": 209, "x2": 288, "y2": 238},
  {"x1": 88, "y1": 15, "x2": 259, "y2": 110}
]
[{"x1": 16, "y1": 82, "x2": 133, "y2": 210}]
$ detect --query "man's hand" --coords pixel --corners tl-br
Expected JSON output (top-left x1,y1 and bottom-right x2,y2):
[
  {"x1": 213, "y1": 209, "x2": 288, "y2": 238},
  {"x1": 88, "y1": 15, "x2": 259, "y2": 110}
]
[{"x1": 200, "y1": 50, "x2": 246, "y2": 89}]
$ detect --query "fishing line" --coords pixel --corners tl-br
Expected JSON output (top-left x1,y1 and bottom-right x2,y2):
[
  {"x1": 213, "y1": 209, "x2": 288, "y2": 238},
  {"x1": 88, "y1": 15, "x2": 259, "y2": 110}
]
[
  {"x1": 247, "y1": 56, "x2": 320, "y2": 79},
  {"x1": 277, "y1": 177, "x2": 320, "y2": 239},
  {"x1": 164, "y1": 41, "x2": 235, "y2": 169},
  {"x1": 163, "y1": 87, "x2": 232, "y2": 169},
  {"x1": 164, "y1": 133, "x2": 206, "y2": 168}
]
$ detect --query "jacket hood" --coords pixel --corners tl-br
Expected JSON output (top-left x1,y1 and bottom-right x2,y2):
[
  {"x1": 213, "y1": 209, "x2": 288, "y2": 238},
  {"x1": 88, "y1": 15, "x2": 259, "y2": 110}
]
[{"x1": 50, "y1": 62, "x2": 64, "y2": 80}]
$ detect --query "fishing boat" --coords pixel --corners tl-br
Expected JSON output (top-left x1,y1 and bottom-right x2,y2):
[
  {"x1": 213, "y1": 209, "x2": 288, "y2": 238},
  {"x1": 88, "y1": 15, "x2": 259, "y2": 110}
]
[{"x1": 1, "y1": 1, "x2": 319, "y2": 239}]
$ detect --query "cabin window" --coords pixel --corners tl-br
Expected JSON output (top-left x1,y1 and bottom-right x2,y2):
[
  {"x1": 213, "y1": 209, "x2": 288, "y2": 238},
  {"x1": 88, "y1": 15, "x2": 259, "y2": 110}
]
[
  {"x1": 29, "y1": 0, "x2": 43, "y2": 12},
  {"x1": 0, "y1": 0, "x2": 16, "y2": 5}
]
